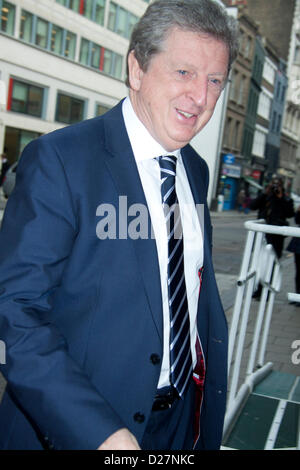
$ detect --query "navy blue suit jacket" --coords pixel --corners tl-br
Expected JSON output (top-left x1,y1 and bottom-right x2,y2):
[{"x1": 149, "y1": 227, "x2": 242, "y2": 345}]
[{"x1": 0, "y1": 100, "x2": 227, "y2": 450}]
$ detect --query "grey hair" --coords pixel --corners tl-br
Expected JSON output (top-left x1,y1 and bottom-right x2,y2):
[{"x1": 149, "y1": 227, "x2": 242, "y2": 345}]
[{"x1": 126, "y1": 0, "x2": 239, "y2": 87}]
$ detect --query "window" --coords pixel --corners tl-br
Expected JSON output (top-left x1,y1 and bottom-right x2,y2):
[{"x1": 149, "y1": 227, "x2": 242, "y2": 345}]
[
  {"x1": 276, "y1": 114, "x2": 282, "y2": 134},
  {"x1": 116, "y1": 7, "x2": 127, "y2": 37},
  {"x1": 252, "y1": 126, "x2": 267, "y2": 158},
  {"x1": 80, "y1": 38, "x2": 90, "y2": 65},
  {"x1": 237, "y1": 75, "x2": 246, "y2": 106},
  {"x1": 69, "y1": 0, "x2": 80, "y2": 11},
  {"x1": 56, "y1": 93, "x2": 85, "y2": 124},
  {"x1": 83, "y1": 0, "x2": 93, "y2": 19},
  {"x1": 263, "y1": 58, "x2": 276, "y2": 86},
  {"x1": 56, "y1": 0, "x2": 80, "y2": 11},
  {"x1": 242, "y1": 127, "x2": 253, "y2": 159},
  {"x1": 8, "y1": 79, "x2": 44, "y2": 118},
  {"x1": 102, "y1": 49, "x2": 112, "y2": 75},
  {"x1": 103, "y1": 49, "x2": 123, "y2": 79},
  {"x1": 91, "y1": 43, "x2": 102, "y2": 69},
  {"x1": 128, "y1": 12, "x2": 137, "y2": 38},
  {"x1": 64, "y1": 31, "x2": 76, "y2": 59},
  {"x1": 96, "y1": 104, "x2": 110, "y2": 116},
  {"x1": 57, "y1": 0, "x2": 105, "y2": 25},
  {"x1": 244, "y1": 36, "x2": 252, "y2": 59},
  {"x1": 108, "y1": 2, "x2": 138, "y2": 39},
  {"x1": 1, "y1": 1, "x2": 15, "y2": 35},
  {"x1": 257, "y1": 89, "x2": 272, "y2": 120},
  {"x1": 113, "y1": 54, "x2": 123, "y2": 80},
  {"x1": 229, "y1": 70, "x2": 238, "y2": 101},
  {"x1": 51, "y1": 24, "x2": 63, "y2": 54},
  {"x1": 233, "y1": 121, "x2": 240, "y2": 149},
  {"x1": 276, "y1": 82, "x2": 281, "y2": 101},
  {"x1": 5, "y1": 127, "x2": 41, "y2": 163},
  {"x1": 107, "y1": 2, "x2": 117, "y2": 31},
  {"x1": 20, "y1": 10, "x2": 33, "y2": 43},
  {"x1": 271, "y1": 111, "x2": 277, "y2": 132},
  {"x1": 79, "y1": 38, "x2": 123, "y2": 79},
  {"x1": 95, "y1": 0, "x2": 105, "y2": 25},
  {"x1": 247, "y1": 88, "x2": 259, "y2": 118},
  {"x1": 20, "y1": 10, "x2": 76, "y2": 60},
  {"x1": 224, "y1": 117, "x2": 232, "y2": 147},
  {"x1": 35, "y1": 17, "x2": 49, "y2": 48}
]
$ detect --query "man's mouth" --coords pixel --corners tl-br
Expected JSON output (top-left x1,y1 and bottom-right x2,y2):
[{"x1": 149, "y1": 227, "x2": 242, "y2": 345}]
[{"x1": 176, "y1": 109, "x2": 197, "y2": 119}]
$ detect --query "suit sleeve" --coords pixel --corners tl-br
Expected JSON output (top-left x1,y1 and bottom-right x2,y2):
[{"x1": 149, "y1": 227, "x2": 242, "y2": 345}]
[{"x1": 0, "y1": 138, "x2": 125, "y2": 449}]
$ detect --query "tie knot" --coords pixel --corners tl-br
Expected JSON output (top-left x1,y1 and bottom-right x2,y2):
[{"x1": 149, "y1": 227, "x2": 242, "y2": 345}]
[{"x1": 158, "y1": 155, "x2": 177, "y2": 176}]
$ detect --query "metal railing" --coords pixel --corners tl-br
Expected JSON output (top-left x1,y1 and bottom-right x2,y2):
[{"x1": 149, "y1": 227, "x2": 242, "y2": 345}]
[{"x1": 223, "y1": 219, "x2": 300, "y2": 441}]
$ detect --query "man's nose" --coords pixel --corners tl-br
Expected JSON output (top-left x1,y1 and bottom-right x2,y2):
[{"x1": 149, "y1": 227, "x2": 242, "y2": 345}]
[{"x1": 187, "y1": 76, "x2": 208, "y2": 107}]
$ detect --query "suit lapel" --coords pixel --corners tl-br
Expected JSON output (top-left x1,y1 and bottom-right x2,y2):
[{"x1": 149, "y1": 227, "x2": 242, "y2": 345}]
[{"x1": 100, "y1": 102, "x2": 163, "y2": 342}]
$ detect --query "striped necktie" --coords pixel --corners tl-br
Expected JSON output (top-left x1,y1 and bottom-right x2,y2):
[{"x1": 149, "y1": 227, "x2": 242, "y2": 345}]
[{"x1": 157, "y1": 155, "x2": 193, "y2": 397}]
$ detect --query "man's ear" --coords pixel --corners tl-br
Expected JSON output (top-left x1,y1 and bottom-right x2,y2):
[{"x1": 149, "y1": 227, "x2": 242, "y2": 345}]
[{"x1": 127, "y1": 51, "x2": 144, "y2": 91}]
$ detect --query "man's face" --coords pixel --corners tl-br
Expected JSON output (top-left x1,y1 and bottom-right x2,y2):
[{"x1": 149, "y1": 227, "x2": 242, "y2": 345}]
[{"x1": 128, "y1": 27, "x2": 229, "y2": 151}]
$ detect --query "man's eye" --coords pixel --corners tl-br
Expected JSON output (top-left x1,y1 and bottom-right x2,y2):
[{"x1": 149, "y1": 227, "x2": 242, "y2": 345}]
[
  {"x1": 208, "y1": 77, "x2": 225, "y2": 90},
  {"x1": 209, "y1": 78, "x2": 221, "y2": 85},
  {"x1": 177, "y1": 70, "x2": 189, "y2": 77}
]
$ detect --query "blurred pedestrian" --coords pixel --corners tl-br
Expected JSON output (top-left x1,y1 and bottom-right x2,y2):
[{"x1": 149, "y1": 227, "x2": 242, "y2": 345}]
[
  {"x1": 237, "y1": 189, "x2": 245, "y2": 212},
  {"x1": 250, "y1": 176, "x2": 294, "y2": 299},
  {"x1": 243, "y1": 191, "x2": 251, "y2": 214},
  {"x1": 287, "y1": 206, "x2": 300, "y2": 296},
  {"x1": 250, "y1": 176, "x2": 294, "y2": 259}
]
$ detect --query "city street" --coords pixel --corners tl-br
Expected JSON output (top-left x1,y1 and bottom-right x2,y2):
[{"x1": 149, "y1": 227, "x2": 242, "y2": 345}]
[
  {"x1": 211, "y1": 210, "x2": 257, "y2": 276},
  {"x1": 211, "y1": 209, "x2": 258, "y2": 311}
]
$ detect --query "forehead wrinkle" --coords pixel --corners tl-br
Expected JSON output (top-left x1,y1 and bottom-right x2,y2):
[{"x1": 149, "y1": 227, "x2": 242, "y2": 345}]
[{"x1": 161, "y1": 36, "x2": 228, "y2": 76}]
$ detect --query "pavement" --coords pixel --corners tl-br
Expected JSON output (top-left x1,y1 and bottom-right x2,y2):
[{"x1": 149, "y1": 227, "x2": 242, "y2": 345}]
[
  {"x1": 210, "y1": 208, "x2": 300, "y2": 378},
  {"x1": 0, "y1": 197, "x2": 299, "y2": 415}
]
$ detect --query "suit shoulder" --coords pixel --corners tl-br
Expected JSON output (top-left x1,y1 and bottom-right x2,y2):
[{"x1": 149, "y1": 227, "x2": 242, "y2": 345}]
[
  {"x1": 21, "y1": 115, "x2": 108, "y2": 171},
  {"x1": 183, "y1": 144, "x2": 209, "y2": 172},
  {"x1": 26, "y1": 100, "x2": 123, "y2": 158},
  {"x1": 38, "y1": 115, "x2": 105, "y2": 147}
]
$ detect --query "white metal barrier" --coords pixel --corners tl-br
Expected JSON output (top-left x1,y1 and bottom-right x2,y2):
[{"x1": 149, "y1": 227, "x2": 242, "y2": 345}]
[{"x1": 223, "y1": 220, "x2": 300, "y2": 441}]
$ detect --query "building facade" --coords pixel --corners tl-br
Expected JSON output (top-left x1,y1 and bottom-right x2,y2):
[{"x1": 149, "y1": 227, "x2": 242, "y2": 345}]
[
  {"x1": 241, "y1": 34, "x2": 265, "y2": 197},
  {"x1": 251, "y1": 40, "x2": 280, "y2": 183},
  {"x1": 245, "y1": 0, "x2": 300, "y2": 194},
  {"x1": 281, "y1": 0, "x2": 300, "y2": 195},
  {"x1": 222, "y1": 0, "x2": 293, "y2": 210},
  {"x1": 265, "y1": 57, "x2": 288, "y2": 179},
  {"x1": 0, "y1": 0, "x2": 150, "y2": 164},
  {"x1": 218, "y1": 9, "x2": 258, "y2": 210}
]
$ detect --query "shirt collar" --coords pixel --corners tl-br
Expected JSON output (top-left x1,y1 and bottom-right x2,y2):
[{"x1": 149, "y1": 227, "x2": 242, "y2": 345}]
[{"x1": 122, "y1": 96, "x2": 181, "y2": 163}]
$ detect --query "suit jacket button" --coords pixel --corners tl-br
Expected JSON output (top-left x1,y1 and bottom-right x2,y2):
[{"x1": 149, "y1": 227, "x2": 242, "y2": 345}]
[
  {"x1": 150, "y1": 354, "x2": 161, "y2": 365},
  {"x1": 134, "y1": 412, "x2": 145, "y2": 423}
]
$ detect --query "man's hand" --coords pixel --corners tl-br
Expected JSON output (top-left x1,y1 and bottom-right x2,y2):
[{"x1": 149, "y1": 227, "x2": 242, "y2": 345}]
[{"x1": 98, "y1": 428, "x2": 141, "y2": 450}]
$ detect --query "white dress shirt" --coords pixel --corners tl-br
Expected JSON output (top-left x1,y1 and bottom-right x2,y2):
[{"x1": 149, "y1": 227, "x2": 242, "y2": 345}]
[{"x1": 122, "y1": 97, "x2": 203, "y2": 389}]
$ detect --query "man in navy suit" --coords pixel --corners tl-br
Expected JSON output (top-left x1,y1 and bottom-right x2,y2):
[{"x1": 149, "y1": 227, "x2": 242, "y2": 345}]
[{"x1": 0, "y1": 0, "x2": 238, "y2": 450}]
